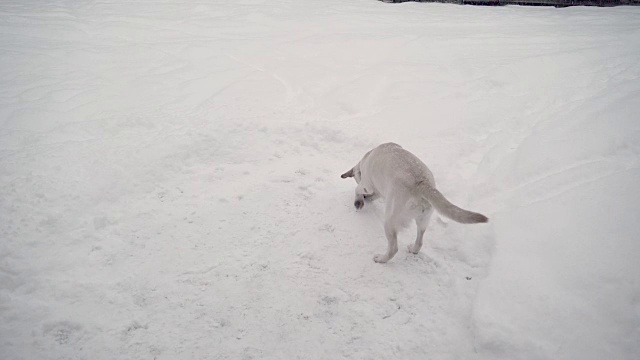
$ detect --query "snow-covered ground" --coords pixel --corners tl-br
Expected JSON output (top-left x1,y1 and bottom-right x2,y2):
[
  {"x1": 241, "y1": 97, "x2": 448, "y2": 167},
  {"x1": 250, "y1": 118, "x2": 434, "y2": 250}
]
[{"x1": 1, "y1": 1, "x2": 639, "y2": 359}]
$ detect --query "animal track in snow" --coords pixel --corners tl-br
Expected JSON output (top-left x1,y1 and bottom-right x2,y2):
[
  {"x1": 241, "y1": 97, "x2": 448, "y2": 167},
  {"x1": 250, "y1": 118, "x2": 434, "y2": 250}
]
[{"x1": 43, "y1": 321, "x2": 83, "y2": 345}]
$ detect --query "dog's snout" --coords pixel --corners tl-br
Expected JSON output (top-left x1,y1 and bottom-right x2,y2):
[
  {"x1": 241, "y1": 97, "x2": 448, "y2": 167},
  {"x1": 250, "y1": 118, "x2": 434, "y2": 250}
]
[{"x1": 354, "y1": 199, "x2": 364, "y2": 210}]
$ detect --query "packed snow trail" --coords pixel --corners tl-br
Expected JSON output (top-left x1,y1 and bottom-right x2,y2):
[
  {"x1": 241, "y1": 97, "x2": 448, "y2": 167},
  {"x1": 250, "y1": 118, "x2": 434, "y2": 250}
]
[{"x1": 1, "y1": 1, "x2": 639, "y2": 359}]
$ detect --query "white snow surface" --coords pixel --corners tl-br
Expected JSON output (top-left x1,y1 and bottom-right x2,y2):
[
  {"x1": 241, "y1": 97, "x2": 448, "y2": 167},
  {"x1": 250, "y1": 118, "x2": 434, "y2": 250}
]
[{"x1": 1, "y1": 1, "x2": 640, "y2": 359}]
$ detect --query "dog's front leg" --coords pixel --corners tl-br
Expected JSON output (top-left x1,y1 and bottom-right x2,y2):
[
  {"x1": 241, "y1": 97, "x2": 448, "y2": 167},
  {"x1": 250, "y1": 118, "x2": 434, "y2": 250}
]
[{"x1": 354, "y1": 188, "x2": 365, "y2": 210}]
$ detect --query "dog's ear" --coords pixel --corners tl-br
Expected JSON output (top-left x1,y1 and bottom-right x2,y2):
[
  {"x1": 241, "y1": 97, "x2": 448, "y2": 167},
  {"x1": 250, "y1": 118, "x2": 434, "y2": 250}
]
[{"x1": 341, "y1": 168, "x2": 354, "y2": 179}]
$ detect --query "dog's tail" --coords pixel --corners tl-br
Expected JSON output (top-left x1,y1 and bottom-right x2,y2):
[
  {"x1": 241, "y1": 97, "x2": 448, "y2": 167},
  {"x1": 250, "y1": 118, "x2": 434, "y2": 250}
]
[{"x1": 417, "y1": 181, "x2": 488, "y2": 224}]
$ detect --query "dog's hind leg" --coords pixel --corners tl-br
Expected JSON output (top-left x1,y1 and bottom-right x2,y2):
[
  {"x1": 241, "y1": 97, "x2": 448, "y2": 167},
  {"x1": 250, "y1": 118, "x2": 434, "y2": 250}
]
[
  {"x1": 374, "y1": 220, "x2": 399, "y2": 263},
  {"x1": 409, "y1": 205, "x2": 433, "y2": 254},
  {"x1": 374, "y1": 198, "x2": 404, "y2": 263}
]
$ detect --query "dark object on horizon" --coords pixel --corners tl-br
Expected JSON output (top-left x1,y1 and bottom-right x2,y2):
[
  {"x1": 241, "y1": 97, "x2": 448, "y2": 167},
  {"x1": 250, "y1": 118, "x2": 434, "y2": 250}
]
[{"x1": 380, "y1": 0, "x2": 639, "y2": 7}]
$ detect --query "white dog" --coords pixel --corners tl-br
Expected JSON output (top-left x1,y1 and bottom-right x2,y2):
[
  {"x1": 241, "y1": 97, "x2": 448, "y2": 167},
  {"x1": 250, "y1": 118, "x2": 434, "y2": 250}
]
[{"x1": 341, "y1": 143, "x2": 488, "y2": 263}]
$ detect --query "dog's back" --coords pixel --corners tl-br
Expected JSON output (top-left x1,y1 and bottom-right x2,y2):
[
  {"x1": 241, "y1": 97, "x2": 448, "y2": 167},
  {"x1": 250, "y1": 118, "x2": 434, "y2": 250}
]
[{"x1": 359, "y1": 143, "x2": 434, "y2": 199}]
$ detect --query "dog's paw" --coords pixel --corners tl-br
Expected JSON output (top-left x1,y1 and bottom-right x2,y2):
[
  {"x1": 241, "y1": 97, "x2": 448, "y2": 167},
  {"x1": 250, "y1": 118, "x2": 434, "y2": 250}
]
[
  {"x1": 407, "y1": 244, "x2": 420, "y2": 254},
  {"x1": 373, "y1": 254, "x2": 388, "y2": 263},
  {"x1": 354, "y1": 199, "x2": 364, "y2": 210}
]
